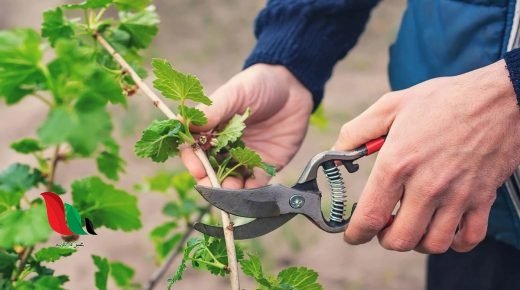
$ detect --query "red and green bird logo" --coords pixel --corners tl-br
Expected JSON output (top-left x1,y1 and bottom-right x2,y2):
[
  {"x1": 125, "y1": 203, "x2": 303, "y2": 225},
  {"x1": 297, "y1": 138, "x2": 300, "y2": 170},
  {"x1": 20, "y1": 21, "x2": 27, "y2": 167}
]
[{"x1": 41, "y1": 192, "x2": 97, "y2": 236}]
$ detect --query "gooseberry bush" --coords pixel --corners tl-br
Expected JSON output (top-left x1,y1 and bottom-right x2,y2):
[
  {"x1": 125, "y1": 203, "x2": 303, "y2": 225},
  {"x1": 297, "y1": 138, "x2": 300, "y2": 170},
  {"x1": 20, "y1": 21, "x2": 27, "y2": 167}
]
[{"x1": 0, "y1": 1, "x2": 324, "y2": 289}]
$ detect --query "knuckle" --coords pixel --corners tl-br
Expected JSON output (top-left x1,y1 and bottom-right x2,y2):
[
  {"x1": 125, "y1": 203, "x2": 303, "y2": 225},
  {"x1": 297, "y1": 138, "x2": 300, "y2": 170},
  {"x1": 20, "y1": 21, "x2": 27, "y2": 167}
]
[
  {"x1": 382, "y1": 236, "x2": 417, "y2": 252},
  {"x1": 358, "y1": 212, "x2": 388, "y2": 233},
  {"x1": 421, "y1": 240, "x2": 451, "y2": 254}
]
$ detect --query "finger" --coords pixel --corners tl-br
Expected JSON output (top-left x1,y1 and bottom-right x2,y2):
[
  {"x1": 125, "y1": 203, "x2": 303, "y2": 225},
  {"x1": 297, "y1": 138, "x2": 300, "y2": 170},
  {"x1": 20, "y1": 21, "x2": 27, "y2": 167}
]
[
  {"x1": 193, "y1": 82, "x2": 245, "y2": 132},
  {"x1": 197, "y1": 177, "x2": 212, "y2": 187},
  {"x1": 244, "y1": 167, "x2": 272, "y2": 189},
  {"x1": 180, "y1": 145, "x2": 207, "y2": 180},
  {"x1": 333, "y1": 92, "x2": 401, "y2": 151},
  {"x1": 414, "y1": 207, "x2": 462, "y2": 254},
  {"x1": 344, "y1": 153, "x2": 404, "y2": 245},
  {"x1": 377, "y1": 171, "x2": 439, "y2": 252},
  {"x1": 451, "y1": 207, "x2": 489, "y2": 252},
  {"x1": 222, "y1": 176, "x2": 245, "y2": 189}
]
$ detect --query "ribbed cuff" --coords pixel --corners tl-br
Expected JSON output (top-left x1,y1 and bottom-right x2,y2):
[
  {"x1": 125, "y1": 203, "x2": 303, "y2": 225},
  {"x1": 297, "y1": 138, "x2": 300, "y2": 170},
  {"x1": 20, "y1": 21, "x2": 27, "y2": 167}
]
[
  {"x1": 243, "y1": 2, "x2": 376, "y2": 111},
  {"x1": 504, "y1": 48, "x2": 520, "y2": 107}
]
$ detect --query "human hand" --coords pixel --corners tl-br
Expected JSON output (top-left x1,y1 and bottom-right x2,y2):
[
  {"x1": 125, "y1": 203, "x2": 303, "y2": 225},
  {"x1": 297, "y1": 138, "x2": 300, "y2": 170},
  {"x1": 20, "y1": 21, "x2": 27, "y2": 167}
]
[
  {"x1": 181, "y1": 64, "x2": 313, "y2": 189},
  {"x1": 334, "y1": 60, "x2": 520, "y2": 253}
]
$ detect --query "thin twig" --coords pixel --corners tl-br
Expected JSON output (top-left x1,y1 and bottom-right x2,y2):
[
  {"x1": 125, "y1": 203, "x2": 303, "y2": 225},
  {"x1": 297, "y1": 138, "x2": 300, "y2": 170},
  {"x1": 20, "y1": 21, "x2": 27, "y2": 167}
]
[
  {"x1": 93, "y1": 33, "x2": 241, "y2": 290},
  {"x1": 145, "y1": 207, "x2": 209, "y2": 290},
  {"x1": 13, "y1": 145, "x2": 61, "y2": 282}
]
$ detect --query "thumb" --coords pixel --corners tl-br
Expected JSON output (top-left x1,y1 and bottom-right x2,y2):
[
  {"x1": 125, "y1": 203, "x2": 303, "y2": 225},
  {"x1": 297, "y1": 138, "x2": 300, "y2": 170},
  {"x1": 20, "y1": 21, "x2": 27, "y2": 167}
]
[
  {"x1": 333, "y1": 92, "x2": 401, "y2": 151},
  {"x1": 192, "y1": 81, "x2": 246, "y2": 132}
]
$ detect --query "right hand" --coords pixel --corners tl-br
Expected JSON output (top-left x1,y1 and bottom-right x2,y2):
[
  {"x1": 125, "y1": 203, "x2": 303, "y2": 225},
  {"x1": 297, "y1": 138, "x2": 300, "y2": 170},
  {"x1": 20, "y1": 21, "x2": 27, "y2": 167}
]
[{"x1": 180, "y1": 63, "x2": 313, "y2": 189}]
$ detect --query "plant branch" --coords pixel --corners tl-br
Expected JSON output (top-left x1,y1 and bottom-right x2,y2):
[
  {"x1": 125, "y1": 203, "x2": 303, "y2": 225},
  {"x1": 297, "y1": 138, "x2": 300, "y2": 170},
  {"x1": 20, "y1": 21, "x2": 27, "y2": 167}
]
[
  {"x1": 13, "y1": 145, "x2": 61, "y2": 282},
  {"x1": 145, "y1": 206, "x2": 209, "y2": 290},
  {"x1": 93, "y1": 33, "x2": 241, "y2": 290}
]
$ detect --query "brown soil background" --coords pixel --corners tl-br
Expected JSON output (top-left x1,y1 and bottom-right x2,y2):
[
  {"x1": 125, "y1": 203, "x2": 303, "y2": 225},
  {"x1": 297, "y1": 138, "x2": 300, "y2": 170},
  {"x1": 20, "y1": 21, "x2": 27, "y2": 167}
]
[{"x1": 0, "y1": 1, "x2": 425, "y2": 289}]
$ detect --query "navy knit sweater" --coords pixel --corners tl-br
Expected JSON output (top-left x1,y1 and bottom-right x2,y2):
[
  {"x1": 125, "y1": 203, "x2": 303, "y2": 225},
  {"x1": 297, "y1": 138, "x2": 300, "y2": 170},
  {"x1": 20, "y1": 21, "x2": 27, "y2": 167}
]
[{"x1": 245, "y1": 0, "x2": 520, "y2": 108}]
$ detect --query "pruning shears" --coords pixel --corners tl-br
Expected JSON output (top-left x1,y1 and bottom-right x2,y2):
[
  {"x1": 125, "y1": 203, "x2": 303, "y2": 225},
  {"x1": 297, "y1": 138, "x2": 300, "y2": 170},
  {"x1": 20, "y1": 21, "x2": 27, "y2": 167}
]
[{"x1": 193, "y1": 137, "x2": 386, "y2": 240}]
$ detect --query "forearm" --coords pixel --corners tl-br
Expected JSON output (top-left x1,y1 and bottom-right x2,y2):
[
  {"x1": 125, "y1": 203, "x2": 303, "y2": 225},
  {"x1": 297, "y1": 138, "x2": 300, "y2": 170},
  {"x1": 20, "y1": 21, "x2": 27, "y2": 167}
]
[{"x1": 245, "y1": 0, "x2": 380, "y2": 109}]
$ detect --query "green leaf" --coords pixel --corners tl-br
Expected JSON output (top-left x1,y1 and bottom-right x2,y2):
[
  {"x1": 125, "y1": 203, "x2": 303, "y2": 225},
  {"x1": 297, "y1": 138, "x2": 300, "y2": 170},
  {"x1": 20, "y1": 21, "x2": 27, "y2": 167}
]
[
  {"x1": 110, "y1": 261, "x2": 135, "y2": 288},
  {"x1": 92, "y1": 255, "x2": 138, "y2": 290},
  {"x1": 0, "y1": 205, "x2": 51, "y2": 248},
  {"x1": 214, "y1": 109, "x2": 250, "y2": 152},
  {"x1": 96, "y1": 141, "x2": 125, "y2": 181},
  {"x1": 170, "y1": 171, "x2": 196, "y2": 199},
  {"x1": 38, "y1": 107, "x2": 113, "y2": 156},
  {"x1": 82, "y1": 69, "x2": 126, "y2": 106},
  {"x1": 151, "y1": 58, "x2": 211, "y2": 105},
  {"x1": 277, "y1": 267, "x2": 323, "y2": 290},
  {"x1": 41, "y1": 8, "x2": 74, "y2": 46},
  {"x1": 309, "y1": 105, "x2": 328, "y2": 131},
  {"x1": 64, "y1": 0, "x2": 113, "y2": 9},
  {"x1": 0, "y1": 163, "x2": 43, "y2": 193},
  {"x1": 162, "y1": 199, "x2": 198, "y2": 219},
  {"x1": 229, "y1": 147, "x2": 262, "y2": 168},
  {"x1": 134, "y1": 119, "x2": 184, "y2": 163},
  {"x1": 119, "y1": 6, "x2": 159, "y2": 49},
  {"x1": 0, "y1": 251, "x2": 17, "y2": 278},
  {"x1": 72, "y1": 177, "x2": 141, "y2": 231},
  {"x1": 181, "y1": 106, "x2": 207, "y2": 126},
  {"x1": 240, "y1": 254, "x2": 272, "y2": 287},
  {"x1": 260, "y1": 162, "x2": 277, "y2": 177},
  {"x1": 92, "y1": 255, "x2": 109, "y2": 290},
  {"x1": 10, "y1": 138, "x2": 44, "y2": 154},
  {"x1": 37, "y1": 107, "x2": 74, "y2": 145},
  {"x1": 64, "y1": 203, "x2": 88, "y2": 235},
  {"x1": 167, "y1": 258, "x2": 186, "y2": 289},
  {"x1": 34, "y1": 247, "x2": 76, "y2": 263},
  {"x1": 150, "y1": 221, "x2": 182, "y2": 261},
  {"x1": 114, "y1": 0, "x2": 152, "y2": 11},
  {"x1": 15, "y1": 276, "x2": 66, "y2": 290},
  {"x1": 0, "y1": 29, "x2": 44, "y2": 104}
]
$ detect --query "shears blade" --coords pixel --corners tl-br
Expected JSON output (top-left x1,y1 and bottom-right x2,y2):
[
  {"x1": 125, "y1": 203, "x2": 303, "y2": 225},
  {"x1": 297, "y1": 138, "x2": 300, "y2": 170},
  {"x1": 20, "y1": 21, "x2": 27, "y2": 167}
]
[
  {"x1": 193, "y1": 214, "x2": 296, "y2": 240},
  {"x1": 194, "y1": 184, "x2": 302, "y2": 218}
]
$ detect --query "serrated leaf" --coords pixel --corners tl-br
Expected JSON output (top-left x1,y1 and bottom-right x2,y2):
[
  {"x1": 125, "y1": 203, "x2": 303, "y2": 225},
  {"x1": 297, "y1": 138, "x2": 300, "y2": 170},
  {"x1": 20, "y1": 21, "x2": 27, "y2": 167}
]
[
  {"x1": 92, "y1": 255, "x2": 109, "y2": 290},
  {"x1": 64, "y1": 0, "x2": 113, "y2": 9},
  {"x1": 96, "y1": 138, "x2": 125, "y2": 182},
  {"x1": 181, "y1": 106, "x2": 207, "y2": 126},
  {"x1": 0, "y1": 29, "x2": 45, "y2": 104},
  {"x1": 72, "y1": 177, "x2": 141, "y2": 231},
  {"x1": 110, "y1": 261, "x2": 135, "y2": 288},
  {"x1": 151, "y1": 58, "x2": 211, "y2": 105},
  {"x1": 0, "y1": 163, "x2": 43, "y2": 193},
  {"x1": 168, "y1": 258, "x2": 186, "y2": 289},
  {"x1": 134, "y1": 119, "x2": 183, "y2": 163},
  {"x1": 114, "y1": 0, "x2": 152, "y2": 11},
  {"x1": 240, "y1": 254, "x2": 272, "y2": 288},
  {"x1": 214, "y1": 109, "x2": 250, "y2": 152},
  {"x1": 240, "y1": 254, "x2": 263, "y2": 279},
  {"x1": 10, "y1": 138, "x2": 43, "y2": 154},
  {"x1": 0, "y1": 205, "x2": 51, "y2": 248},
  {"x1": 277, "y1": 267, "x2": 323, "y2": 290},
  {"x1": 229, "y1": 147, "x2": 262, "y2": 168},
  {"x1": 34, "y1": 247, "x2": 76, "y2": 263},
  {"x1": 119, "y1": 6, "x2": 159, "y2": 49},
  {"x1": 41, "y1": 8, "x2": 74, "y2": 46}
]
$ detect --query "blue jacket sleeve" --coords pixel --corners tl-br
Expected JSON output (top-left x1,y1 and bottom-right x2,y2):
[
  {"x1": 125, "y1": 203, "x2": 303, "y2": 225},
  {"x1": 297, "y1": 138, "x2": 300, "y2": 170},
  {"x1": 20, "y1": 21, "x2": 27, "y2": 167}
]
[
  {"x1": 505, "y1": 48, "x2": 520, "y2": 107},
  {"x1": 244, "y1": 0, "x2": 380, "y2": 109}
]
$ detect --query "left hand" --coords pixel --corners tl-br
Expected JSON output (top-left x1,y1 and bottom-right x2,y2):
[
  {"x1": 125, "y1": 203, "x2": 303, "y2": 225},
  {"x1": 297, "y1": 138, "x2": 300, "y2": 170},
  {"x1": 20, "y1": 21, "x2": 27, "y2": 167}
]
[{"x1": 334, "y1": 60, "x2": 520, "y2": 253}]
